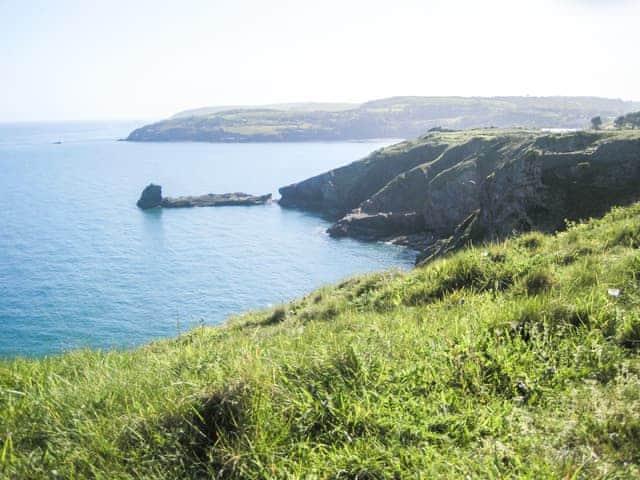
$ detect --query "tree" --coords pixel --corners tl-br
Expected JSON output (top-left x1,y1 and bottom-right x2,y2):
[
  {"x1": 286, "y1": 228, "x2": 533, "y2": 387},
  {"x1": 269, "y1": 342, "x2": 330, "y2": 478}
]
[
  {"x1": 591, "y1": 116, "x2": 602, "y2": 130},
  {"x1": 614, "y1": 112, "x2": 640, "y2": 129}
]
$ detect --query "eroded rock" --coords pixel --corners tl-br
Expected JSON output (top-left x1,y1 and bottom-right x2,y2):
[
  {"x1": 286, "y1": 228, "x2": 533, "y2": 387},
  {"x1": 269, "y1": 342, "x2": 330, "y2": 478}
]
[{"x1": 136, "y1": 184, "x2": 163, "y2": 209}]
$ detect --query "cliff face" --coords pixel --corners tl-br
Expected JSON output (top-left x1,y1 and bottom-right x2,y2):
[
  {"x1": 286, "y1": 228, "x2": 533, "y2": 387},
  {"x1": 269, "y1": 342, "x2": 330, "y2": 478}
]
[
  {"x1": 278, "y1": 142, "x2": 447, "y2": 216},
  {"x1": 279, "y1": 129, "x2": 640, "y2": 262}
]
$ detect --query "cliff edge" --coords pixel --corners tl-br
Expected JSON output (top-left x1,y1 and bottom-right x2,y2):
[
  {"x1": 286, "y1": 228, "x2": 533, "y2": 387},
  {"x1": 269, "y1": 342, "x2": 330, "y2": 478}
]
[{"x1": 279, "y1": 128, "x2": 640, "y2": 262}]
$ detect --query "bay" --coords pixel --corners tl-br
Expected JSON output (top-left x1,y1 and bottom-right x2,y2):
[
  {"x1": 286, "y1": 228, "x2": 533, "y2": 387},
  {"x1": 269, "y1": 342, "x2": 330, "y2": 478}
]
[{"x1": 0, "y1": 122, "x2": 413, "y2": 357}]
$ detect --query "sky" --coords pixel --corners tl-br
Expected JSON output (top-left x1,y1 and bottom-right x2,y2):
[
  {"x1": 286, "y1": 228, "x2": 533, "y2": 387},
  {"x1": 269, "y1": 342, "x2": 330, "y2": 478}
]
[{"x1": 0, "y1": 0, "x2": 638, "y2": 121}]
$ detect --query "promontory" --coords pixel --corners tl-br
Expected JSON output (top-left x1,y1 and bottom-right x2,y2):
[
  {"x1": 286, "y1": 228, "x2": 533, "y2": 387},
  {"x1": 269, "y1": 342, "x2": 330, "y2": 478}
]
[
  {"x1": 279, "y1": 127, "x2": 640, "y2": 263},
  {"x1": 125, "y1": 96, "x2": 640, "y2": 143}
]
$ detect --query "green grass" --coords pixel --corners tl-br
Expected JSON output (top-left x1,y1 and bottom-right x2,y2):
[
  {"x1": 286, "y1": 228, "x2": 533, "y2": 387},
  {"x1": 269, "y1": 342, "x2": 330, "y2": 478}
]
[{"x1": 2, "y1": 204, "x2": 640, "y2": 478}]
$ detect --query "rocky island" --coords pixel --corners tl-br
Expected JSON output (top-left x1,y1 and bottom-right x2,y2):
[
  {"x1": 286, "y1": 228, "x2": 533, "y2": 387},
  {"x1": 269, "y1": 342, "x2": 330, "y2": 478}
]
[
  {"x1": 136, "y1": 184, "x2": 272, "y2": 209},
  {"x1": 279, "y1": 128, "x2": 640, "y2": 263}
]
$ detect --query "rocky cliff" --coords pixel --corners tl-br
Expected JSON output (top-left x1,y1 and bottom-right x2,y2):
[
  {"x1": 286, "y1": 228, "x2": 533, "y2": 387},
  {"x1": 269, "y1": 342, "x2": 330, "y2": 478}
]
[{"x1": 279, "y1": 129, "x2": 640, "y2": 263}]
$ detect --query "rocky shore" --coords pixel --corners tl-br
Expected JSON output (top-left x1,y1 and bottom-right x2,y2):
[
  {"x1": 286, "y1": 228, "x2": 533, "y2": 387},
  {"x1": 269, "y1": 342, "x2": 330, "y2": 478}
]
[
  {"x1": 279, "y1": 128, "x2": 640, "y2": 263},
  {"x1": 136, "y1": 184, "x2": 272, "y2": 209}
]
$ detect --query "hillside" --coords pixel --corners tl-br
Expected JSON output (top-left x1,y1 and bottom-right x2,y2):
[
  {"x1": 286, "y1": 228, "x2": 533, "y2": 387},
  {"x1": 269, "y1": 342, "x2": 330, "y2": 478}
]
[
  {"x1": 170, "y1": 102, "x2": 358, "y2": 119},
  {"x1": 1, "y1": 203, "x2": 640, "y2": 478},
  {"x1": 280, "y1": 128, "x2": 640, "y2": 263},
  {"x1": 125, "y1": 96, "x2": 640, "y2": 142}
]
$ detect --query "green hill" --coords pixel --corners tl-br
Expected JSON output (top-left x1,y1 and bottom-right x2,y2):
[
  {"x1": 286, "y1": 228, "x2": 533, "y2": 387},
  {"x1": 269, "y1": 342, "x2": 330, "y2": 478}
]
[
  {"x1": 125, "y1": 96, "x2": 640, "y2": 142},
  {"x1": 170, "y1": 102, "x2": 359, "y2": 119},
  {"x1": 2, "y1": 201, "x2": 640, "y2": 478}
]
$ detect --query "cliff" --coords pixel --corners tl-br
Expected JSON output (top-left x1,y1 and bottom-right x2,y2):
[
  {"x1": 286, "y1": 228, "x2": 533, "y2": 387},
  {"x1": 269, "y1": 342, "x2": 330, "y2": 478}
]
[
  {"x1": 279, "y1": 129, "x2": 640, "y2": 262},
  {"x1": 125, "y1": 96, "x2": 640, "y2": 142}
]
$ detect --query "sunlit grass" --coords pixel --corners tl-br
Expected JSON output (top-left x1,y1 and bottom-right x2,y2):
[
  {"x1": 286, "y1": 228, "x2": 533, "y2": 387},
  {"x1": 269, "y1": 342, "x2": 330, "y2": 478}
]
[{"x1": 2, "y1": 203, "x2": 640, "y2": 478}]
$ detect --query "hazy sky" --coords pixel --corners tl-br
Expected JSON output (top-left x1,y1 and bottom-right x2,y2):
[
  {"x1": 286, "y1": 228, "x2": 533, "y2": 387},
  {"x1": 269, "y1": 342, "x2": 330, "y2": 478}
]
[{"x1": 1, "y1": 0, "x2": 638, "y2": 121}]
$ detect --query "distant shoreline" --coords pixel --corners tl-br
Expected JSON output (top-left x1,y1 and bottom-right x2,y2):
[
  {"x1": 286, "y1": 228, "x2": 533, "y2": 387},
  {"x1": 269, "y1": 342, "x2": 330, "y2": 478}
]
[{"x1": 125, "y1": 95, "x2": 640, "y2": 143}]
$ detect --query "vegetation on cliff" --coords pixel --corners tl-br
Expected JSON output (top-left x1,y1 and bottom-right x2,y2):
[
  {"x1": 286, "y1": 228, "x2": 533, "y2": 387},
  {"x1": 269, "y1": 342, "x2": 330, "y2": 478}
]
[
  {"x1": 170, "y1": 102, "x2": 358, "y2": 119},
  {"x1": 126, "y1": 96, "x2": 640, "y2": 142},
  {"x1": 2, "y1": 202, "x2": 640, "y2": 478},
  {"x1": 280, "y1": 128, "x2": 640, "y2": 263}
]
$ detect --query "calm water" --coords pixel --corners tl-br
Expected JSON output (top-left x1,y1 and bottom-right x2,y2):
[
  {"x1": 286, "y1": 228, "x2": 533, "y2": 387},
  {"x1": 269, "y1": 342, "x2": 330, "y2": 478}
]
[{"x1": 0, "y1": 122, "x2": 413, "y2": 358}]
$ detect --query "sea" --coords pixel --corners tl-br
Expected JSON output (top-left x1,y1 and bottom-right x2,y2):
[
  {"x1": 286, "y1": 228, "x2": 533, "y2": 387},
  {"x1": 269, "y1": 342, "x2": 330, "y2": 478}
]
[{"x1": 0, "y1": 121, "x2": 414, "y2": 358}]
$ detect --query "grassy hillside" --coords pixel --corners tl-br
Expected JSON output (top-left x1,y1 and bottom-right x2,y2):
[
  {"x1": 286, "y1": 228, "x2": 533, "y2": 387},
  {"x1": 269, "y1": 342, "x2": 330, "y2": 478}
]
[
  {"x1": 2, "y1": 203, "x2": 640, "y2": 478},
  {"x1": 171, "y1": 102, "x2": 358, "y2": 119},
  {"x1": 126, "y1": 96, "x2": 640, "y2": 142}
]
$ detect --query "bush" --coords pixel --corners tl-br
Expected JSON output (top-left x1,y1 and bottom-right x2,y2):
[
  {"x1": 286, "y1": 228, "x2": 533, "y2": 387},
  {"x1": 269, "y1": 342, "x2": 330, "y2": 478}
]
[
  {"x1": 617, "y1": 312, "x2": 640, "y2": 350},
  {"x1": 519, "y1": 232, "x2": 544, "y2": 250},
  {"x1": 518, "y1": 268, "x2": 554, "y2": 296},
  {"x1": 264, "y1": 307, "x2": 287, "y2": 325},
  {"x1": 612, "y1": 225, "x2": 640, "y2": 249}
]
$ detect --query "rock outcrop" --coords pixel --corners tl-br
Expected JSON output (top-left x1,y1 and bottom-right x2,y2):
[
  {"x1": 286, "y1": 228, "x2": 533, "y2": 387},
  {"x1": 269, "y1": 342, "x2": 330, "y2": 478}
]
[
  {"x1": 162, "y1": 192, "x2": 272, "y2": 208},
  {"x1": 136, "y1": 184, "x2": 271, "y2": 210},
  {"x1": 136, "y1": 184, "x2": 163, "y2": 209},
  {"x1": 279, "y1": 129, "x2": 640, "y2": 263}
]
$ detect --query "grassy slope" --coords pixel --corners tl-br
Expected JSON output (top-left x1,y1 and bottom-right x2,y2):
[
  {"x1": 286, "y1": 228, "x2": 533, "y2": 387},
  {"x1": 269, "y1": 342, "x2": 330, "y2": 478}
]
[
  {"x1": 2, "y1": 204, "x2": 640, "y2": 479},
  {"x1": 171, "y1": 103, "x2": 359, "y2": 119}
]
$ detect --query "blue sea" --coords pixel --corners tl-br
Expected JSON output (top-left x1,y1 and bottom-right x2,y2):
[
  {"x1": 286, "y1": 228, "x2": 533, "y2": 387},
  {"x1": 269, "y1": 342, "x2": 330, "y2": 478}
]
[{"x1": 0, "y1": 121, "x2": 413, "y2": 358}]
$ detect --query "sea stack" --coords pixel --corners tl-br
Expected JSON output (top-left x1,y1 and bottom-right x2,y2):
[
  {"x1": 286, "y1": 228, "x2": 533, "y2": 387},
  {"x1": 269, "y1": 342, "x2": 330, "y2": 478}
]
[
  {"x1": 136, "y1": 184, "x2": 272, "y2": 209},
  {"x1": 136, "y1": 184, "x2": 163, "y2": 209}
]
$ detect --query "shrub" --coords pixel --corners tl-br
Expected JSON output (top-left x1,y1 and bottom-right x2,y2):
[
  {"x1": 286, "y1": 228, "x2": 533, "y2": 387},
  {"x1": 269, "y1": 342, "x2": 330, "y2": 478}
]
[
  {"x1": 300, "y1": 301, "x2": 342, "y2": 322},
  {"x1": 612, "y1": 225, "x2": 640, "y2": 249},
  {"x1": 519, "y1": 232, "x2": 544, "y2": 250},
  {"x1": 518, "y1": 268, "x2": 554, "y2": 296},
  {"x1": 617, "y1": 312, "x2": 640, "y2": 350},
  {"x1": 264, "y1": 307, "x2": 287, "y2": 325}
]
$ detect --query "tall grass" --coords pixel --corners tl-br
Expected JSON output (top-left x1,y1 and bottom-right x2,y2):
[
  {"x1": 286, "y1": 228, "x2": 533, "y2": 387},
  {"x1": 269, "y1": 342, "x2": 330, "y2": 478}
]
[{"x1": 2, "y1": 203, "x2": 640, "y2": 478}]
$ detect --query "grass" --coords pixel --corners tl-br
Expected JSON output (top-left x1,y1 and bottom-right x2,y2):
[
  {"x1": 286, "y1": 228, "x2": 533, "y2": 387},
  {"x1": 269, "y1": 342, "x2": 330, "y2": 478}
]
[{"x1": 2, "y1": 203, "x2": 640, "y2": 478}]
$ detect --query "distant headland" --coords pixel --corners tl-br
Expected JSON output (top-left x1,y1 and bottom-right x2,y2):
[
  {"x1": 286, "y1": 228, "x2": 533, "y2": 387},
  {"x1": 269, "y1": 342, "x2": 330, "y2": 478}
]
[{"x1": 124, "y1": 96, "x2": 640, "y2": 143}]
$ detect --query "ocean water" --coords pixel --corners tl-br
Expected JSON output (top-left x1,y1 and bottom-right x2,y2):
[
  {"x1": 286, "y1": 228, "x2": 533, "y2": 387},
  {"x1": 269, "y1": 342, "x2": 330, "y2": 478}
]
[{"x1": 0, "y1": 122, "x2": 414, "y2": 358}]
